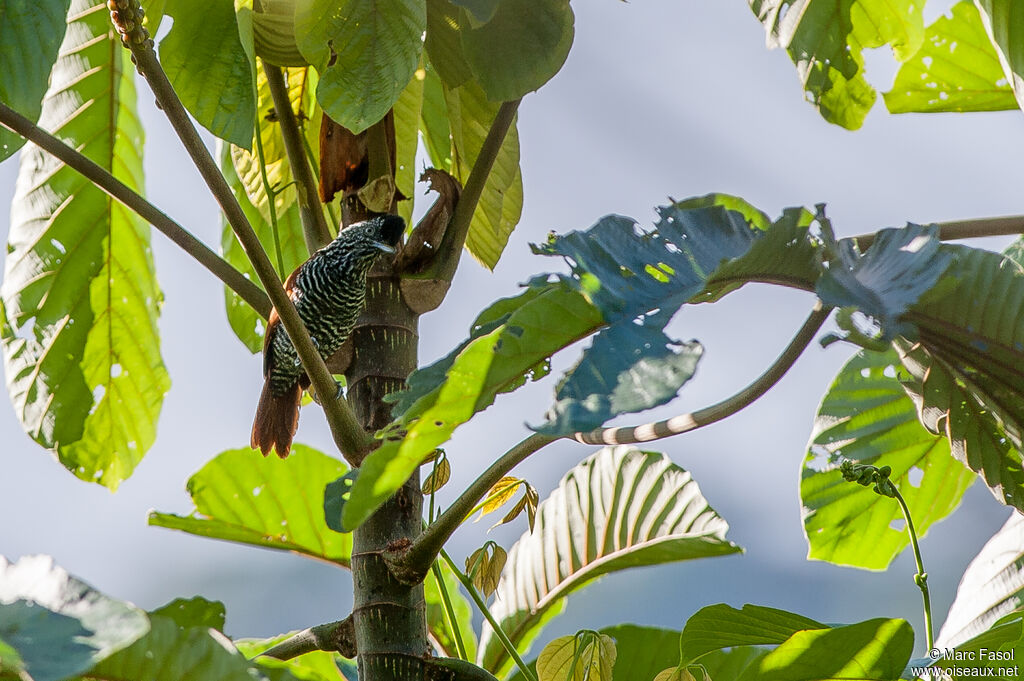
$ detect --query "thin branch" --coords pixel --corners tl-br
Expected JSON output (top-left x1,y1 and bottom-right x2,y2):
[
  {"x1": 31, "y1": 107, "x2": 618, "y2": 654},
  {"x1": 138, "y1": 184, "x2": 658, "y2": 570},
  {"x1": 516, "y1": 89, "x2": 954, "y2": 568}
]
[
  {"x1": 263, "y1": 62, "x2": 332, "y2": 253},
  {"x1": 574, "y1": 302, "x2": 833, "y2": 445},
  {"x1": 258, "y1": 616, "x2": 356, "y2": 661},
  {"x1": 125, "y1": 37, "x2": 374, "y2": 461},
  {"x1": 0, "y1": 101, "x2": 271, "y2": 318},
  {"x1": 852, "y1": 214, "x2": 1024, "y2": 250},
  {"x1": 426, "y1": 99, "x2": 521, "y2": 286},
  {"x1": 390, "y1": 432, "x2": 556, "y2": 583}
]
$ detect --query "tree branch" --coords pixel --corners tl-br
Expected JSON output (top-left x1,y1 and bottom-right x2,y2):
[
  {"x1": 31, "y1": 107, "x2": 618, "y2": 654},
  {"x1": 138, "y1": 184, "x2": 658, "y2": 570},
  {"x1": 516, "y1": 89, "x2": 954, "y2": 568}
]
[
  {"x1": 0, "y1": 101, "x2": 271, "y2": 318},
  {"x1": 262, "y1": 62, "x2": 332, "y2": 253},
  {"x1": 388, "y1": 432, "x2": 556, "y2": 583},
  {"x1": 258, "y1": 616, "x2": 356, "y2": 660},
  {"x1": 426, "y1": 656, "x2": 500, "y2": 681},
  {"x1": 852, "y1": 214, "x2": 1024, "y2": 250},
  {"x1": 122, "y1": 29, "x2": 374, "y2": 461},
  {"x1": 424, "y1": 99, "x2": 520, "y2": 287},
  {"x1": 574, "y1": 302, "x2": 833, "y2": 445}
]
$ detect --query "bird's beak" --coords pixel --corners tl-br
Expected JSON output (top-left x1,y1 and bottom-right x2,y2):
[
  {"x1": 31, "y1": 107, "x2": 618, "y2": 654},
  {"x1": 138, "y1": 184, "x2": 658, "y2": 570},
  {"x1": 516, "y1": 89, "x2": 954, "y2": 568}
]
[{"x1": 371, "y1": 240, "x2": 396, "y2": 254}]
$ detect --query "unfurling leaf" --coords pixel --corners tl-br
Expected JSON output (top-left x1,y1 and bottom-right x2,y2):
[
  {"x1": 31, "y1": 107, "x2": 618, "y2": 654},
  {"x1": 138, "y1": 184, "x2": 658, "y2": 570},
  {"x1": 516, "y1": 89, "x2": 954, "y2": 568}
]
[
  {"x1": 537, "y1": 633, "x2": 616, "y2": 681},
  {"x1": 422, "y1": 455, "x2": 451, "y2": 494},
  {"x1": 466, "y1": 543, "x2": 506, "y2": 598},
  {"x1": 477, "y1": 476, "x2": 522, "y2": 519}
]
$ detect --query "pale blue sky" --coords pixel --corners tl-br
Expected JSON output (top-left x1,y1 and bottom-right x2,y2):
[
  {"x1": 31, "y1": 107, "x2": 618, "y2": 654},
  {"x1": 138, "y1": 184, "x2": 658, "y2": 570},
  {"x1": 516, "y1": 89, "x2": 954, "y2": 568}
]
[{"x1": 0, "y1": 0, "x2": 1018, "y2": 660}]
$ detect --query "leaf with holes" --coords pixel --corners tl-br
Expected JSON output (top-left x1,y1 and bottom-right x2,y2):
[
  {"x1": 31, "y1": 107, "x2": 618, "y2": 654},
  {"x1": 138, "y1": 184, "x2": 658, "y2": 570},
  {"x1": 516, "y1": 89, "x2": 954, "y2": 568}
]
[
  {"x1": 885, "y1": 1, "x2": 1017, "y2": 113},
  {"x1": 159, "y1": 0, "x2": 255, "y2": 147},
  {"x1": 149, "y1": 445, "x2": 353, "y2": 566},
  {"x1": 0, "y1": 0, "x2": 169, "y2": 490},
  {"x1": 895, "y1": 245, "x2": 1024, "y2": 512},
  {"x1": 0, "y1": 0, "x2": 71, "y2": 161},
  {"x1": 478, "y1": 447, "x2": 741, "y2": 676},
  {"x1": 0, "y1": 556, "x2": 150, "y2": 681},
  {"x1": 749, "y1": 0, "x2": 924, "y2": 129},
  {"x1": 801, "y1": 349, "x2": 974, "y2": 570}
]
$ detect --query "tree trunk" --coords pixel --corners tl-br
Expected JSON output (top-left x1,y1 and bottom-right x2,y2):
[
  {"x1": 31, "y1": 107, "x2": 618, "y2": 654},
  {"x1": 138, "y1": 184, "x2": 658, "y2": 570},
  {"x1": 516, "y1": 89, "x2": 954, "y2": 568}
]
[{"x1": 347, "y1": 267, "x2": 428, "y2": 681}]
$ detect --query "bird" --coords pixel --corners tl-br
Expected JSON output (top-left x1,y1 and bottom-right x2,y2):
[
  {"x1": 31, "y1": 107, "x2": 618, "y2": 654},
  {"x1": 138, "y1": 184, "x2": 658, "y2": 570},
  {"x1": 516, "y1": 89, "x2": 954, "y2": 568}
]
[{"x1": 251, "y1": 214, "x2": 405, "y2": 457}]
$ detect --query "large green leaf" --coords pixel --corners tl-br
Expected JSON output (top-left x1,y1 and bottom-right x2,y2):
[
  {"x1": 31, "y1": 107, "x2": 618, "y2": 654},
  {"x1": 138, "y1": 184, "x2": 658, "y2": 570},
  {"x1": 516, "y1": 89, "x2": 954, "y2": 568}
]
[
  {"x1": 295, "y1": 0, "x2": 425, "y2": 133},
  {"x1": 679, "y1": 604, "x2": 825, "y2": 665},
  {"x1": 393, "y1": 60, "x2": 426, "y2": 225},
  {"x1": 445, "y1": 79, "x2": 522, "y2": 268},
  {"x1": 0, "y1": 556, "x2": 149, "y2": 681},
  {"x1": 478, "y1": 446, "x2": 742, "y2": 676},
  {"x1": 896, "y1": 245, "x2": 1024, "y2": 512},
  {"x1": 459, "y1": 0, "x2": 574, "y2": 101},
  {"x1": 425, "y1": 0, "x2": 473, "y2": 89},
  {"x1": 937, "y1": 513, "x2": 1024, "y2": 648},
  {"x1": 931, "y1": 621, "x2": 1024, "y2": 680},
  {"x1": 598, "y1": 626, "x2": 679, "y2": 681},
  {"x1": 975, "y1": 0, "x2": 1024, "y2": 112},
  {"x1": 0, "y1": 0, "x2": 71, "y2": 161},
  {"x1": 149, "y1": 445, "x2": 353, "y2": 566},
  {"x1": 0, "y1": 0, "x2": 169, "y2": 490},
  {"x1": 749, "y1": 0, "x2": 924, "y2": 129},
  {"x1": 420, "y1": 63, "x2": 453, "y2": 170},
  {"x1": 801, "y1": 349, "x2": 974, "y2": 570},
  {"x1": 220, "y1": 142, "x2": 308, "y2": 353},
  {"x1": 885, "y1": 1, "x2": 1017, "y2": 114},
  {"x1": 159, "y1": 0, "x2": 255, "y2": 147},
  {"x1": 231, "y1": 64, "x2": 320, "y2": 224}
]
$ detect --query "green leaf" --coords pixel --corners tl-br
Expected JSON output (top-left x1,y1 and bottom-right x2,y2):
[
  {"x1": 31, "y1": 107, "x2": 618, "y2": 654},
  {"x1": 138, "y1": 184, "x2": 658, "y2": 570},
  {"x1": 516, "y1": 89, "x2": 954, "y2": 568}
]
[
  {"x1": 425, "y1": 0, "x2": 474, "y2": 88},
  {"x1": 445, "y1": 79, "x2": 522, "y2": 268},
  {"x1": 936, "y1": 509, "x2": 1024, "y2": 647},
  {"x1": 816, "y1": 225, "x2": 953, "y2": 342},
  {"x1": 931, "y1": 621, "x2": 1024, "y2": 680},
  {"x1": 479, "y1": 447, "x2": 741, "y2": 676},
  {"x1": 149, "y1": 444, "x2": 353, "y2": 567},
  {"x1": 801, "y1": 349, "x2": 974, "y2": 570},
  {"x1": 425, "y1": 559, "x2": 478, "y2": 661},
  {"x1": 220, "y1": 141, "x2": 308, "y2": 353},
  {"x1": 450, "y1": 0, "x2": 496, "y2": 24},
  {"x1": 231, "y1": 64, "x2": 320, "y2": 224},
  {"x1": 897, "y1": 245, "x2": 1024, "y2": 512},
  {"x1": 537, "y1": 633, "x2": 615, "y2": 681},
  {"x1": 753, "y1": 618, "x2": 913, "y2": 680},
  {"x1": 394, "y1": 61, "x2": 426, "y2": 225},
  {"x1": 0, "y1": 0, "x2": 169, "y2": 490},
  {"x1": 150, "y1": 597, "x2": 226, "y2": 632},
  {"x1": 696, "y1": 647, "x2": 771, "y2": 681},
  {"x1": 460, "y1": 0, "x2": 574, "y2": 101},
  {"x1": 420, "y1": 63, "x2": 453, "y2": 170},
  {"x1": 0, "y1": 556, "x2": 150, "y2": 681},
  {"x1": 749, "y1": 0, "x2": 924, "y2": 129},
  {"x1": 295, "y1": 0, "x2": 425, "y2": 133},
  {"x1": 679, "y1": 604, "x2": 825, "y2": 665},
  {"x1": 0, "y1": 0, "x2": 71, "y2": 161},
  {"x1": 885, "y1": 1, "x2": 1017, "y2": 114},
  {"x1": 323, "y1": 470, "x2": 359, "y2": 534},
  {"x1": 975, "y1": 0, "x2": 1024, "y2": 112},
  {"x1": 598, "y1": 625, "x2": 679, "y2": 681},
  {"x1": 236, "y1": 635, "x2": 350, "y2": 680},
  {"x1": 159, "y1": 0, "x2": 256, "y2": 147}
]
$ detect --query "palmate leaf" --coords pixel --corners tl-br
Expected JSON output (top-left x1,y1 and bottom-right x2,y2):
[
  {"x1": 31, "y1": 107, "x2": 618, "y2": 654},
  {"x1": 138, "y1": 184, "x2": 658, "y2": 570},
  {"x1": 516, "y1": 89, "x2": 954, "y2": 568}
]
[
  {"x1": 0, "y1": 0, "x2": 71, "y2": 161},
  {"x1": 159, "y1": 0, "x2": 255, "y2": 147},
  {"x1": 975, "y1": 0, "x2": 1024, "y2": 112},
  {"x1": 896, "y1": 245, "x2": 1024, "y2": 512},
  {"x1": 749, "y1": 0, "x2": 924, "y2": 129},
  {"x1": 0, "y1": 0, "x2": 169, "y2": 490},
  {"x1": 885, "y1": 1, "x2": 1017, "y2": 114},
  {"x1": 148, "y1": 445, "x2": 353, "y2": 567},
  {"x1": 294, "y1": 0, "x2": 425, "y2": 133},
  {"x1": 801, "y1": 349, "x2": 975, "y2": 570},
  {"x1": 478, "y1": 447, "x2": 741, "y2": 676},
  {"x1": 936, "y1": 512, "x2": 1024, "y2": 648},
  {"x1": 0, "y1": 556, "x2": 150, "y2": 681},
  {"x1": 220, "y1": 142, "x2": 307, "y2": 353},
  {"x1": 344, "y1": 200, "x2": 824, "y2": 531}
]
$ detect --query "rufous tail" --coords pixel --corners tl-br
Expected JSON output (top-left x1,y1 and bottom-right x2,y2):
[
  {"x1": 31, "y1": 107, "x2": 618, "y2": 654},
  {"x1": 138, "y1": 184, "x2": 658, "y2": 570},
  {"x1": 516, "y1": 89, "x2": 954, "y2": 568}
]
[{"x1": 251, "y1": 380, "x2": 301, "y2": 458}]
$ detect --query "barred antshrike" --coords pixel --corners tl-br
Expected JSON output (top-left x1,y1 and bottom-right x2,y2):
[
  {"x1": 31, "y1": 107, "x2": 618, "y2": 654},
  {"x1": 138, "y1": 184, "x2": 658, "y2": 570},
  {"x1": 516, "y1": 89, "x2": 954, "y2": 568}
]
[{"x1": 251, "y1": 214, "x2": 405, "y2": 457}]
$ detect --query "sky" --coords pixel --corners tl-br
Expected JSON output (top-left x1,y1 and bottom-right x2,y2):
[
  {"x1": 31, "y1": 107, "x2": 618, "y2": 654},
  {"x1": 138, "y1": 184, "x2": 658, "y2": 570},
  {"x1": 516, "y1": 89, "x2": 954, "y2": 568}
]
[{"x1": 0, "y1": 0, "x2": 1020, "y2": 662}]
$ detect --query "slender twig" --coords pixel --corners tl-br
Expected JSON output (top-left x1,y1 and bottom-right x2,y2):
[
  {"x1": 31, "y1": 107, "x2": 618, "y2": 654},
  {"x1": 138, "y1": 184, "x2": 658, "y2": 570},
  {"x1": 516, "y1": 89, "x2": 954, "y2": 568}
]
[
  {"x1": 263, "y1": 62, "x2": 332, "y2": 253},
  {"x1": 574, "y1": 302, "x2": 833, "y2": 445},
  {"x1": 852, "y1": 215, "x2": 1024, "y2": 250},
  {"x1": 431, "y1": 561, "x2": 469, "y2": 660},
  {"x1": 258, "y1": 617, "x2": 356, "y2": 661},
  {"x1": 440, "y1": 549, "x2": 538, "y2": 681},
  {"x1": 427, "y1": 99, "x2": 521, "y2": 285},
  {"x1": 893, "y1": 488, "x2": 934, "y2": 652},
  {"x1": 0, "y1": 101, "x2": 271, "y2": 318},
  {"x1": 126, "y1": 42, "x2": 374, "y2": 461},
  {"x1": 391, "y1": 433, "x2": 556, "y2": 582}
]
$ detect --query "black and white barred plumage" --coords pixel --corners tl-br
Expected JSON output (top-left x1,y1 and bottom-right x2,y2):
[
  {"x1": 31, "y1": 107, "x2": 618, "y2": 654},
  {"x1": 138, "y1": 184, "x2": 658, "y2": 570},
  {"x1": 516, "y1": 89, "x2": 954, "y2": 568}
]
[{"x1": 252, "y1": 214, "x2": 405, "y2": 457}]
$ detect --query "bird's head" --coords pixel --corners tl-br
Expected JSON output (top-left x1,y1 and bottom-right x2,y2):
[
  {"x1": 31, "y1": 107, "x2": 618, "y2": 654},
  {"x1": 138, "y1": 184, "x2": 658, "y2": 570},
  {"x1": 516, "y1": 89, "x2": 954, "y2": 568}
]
[{"x1": 326, "y1": 214, "x2": 405, "y2": 261}]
